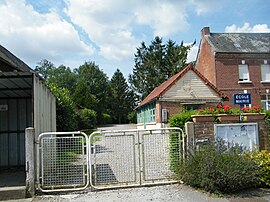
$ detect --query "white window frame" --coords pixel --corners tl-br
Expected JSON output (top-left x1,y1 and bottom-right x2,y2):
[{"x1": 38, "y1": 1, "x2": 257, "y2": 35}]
[
  {"x1": 261, "y1": 64, "x2": 270, "y2": 83},
  {"x1": 238, "y1": 64, "x2": 250, "y2": 83}
]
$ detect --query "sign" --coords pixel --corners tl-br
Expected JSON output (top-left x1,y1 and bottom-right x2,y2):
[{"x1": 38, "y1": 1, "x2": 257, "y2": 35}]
[
  {"x1": 233, "y1": 93, "x2": 251, "y2": 105},
  {"x1": 0, "y1": 105, "x2": 8, "y2": 111}
]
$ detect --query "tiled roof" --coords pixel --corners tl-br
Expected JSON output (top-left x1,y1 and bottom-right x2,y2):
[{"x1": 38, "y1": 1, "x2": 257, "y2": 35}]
[
  {"x1": 136, "y1": 63, "x2": 228, "y2": 109},
  {"x1": 206, "y1": 33, "x2": 270, "y2": 53}
]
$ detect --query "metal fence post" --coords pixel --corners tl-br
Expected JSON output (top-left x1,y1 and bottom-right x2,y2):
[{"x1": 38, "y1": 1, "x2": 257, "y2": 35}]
[{"x1": 25, "y1": 127, "x2": 35, "y2": 197}]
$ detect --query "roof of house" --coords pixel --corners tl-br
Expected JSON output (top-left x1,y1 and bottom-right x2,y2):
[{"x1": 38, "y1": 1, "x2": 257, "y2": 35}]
[
  {"x1": 136, "y1": 63, "x2": 228, "y2": 109},
  {"x1": 0, "y1": 45, "x2": 34, "y2": 73},
  {"x1": 205, "y1": 32, "x2": 270, "y2": 53}
]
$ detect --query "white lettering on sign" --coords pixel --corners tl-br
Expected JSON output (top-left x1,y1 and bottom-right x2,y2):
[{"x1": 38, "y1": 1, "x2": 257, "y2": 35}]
[
  {"x1": 0, "y1": 105, "x2": 8, "y2": 111},
  {"x1": 235, "y1": 94, "x2": 250, "y2": 99}
]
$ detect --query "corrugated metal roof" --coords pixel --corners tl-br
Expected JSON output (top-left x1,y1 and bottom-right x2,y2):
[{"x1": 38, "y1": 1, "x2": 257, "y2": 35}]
[
  {"x1": 0, "y1": 72, "x2": 33, "y2": 98},
  {"x1": 206, "y1": 33, "x2": 270, "y2": 53},
  {"x1": 0, "y1": 45, "x2": 34, "y2": 73},
  {"x1": 136, "y1": 63, "x2": 228, "y2": 109}
]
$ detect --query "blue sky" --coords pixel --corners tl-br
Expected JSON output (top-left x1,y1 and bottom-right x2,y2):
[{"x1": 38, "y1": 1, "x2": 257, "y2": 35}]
[{"x1": 0, "y1": 0, "x2": 269, "y2": 78}]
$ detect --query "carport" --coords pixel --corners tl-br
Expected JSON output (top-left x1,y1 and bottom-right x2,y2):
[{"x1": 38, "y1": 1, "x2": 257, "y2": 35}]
[{"x1": 0, "y1": 45, "x2": 56, "y2": 199}]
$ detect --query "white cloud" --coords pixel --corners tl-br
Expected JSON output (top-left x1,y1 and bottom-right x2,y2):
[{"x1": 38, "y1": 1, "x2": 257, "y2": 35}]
[
  {"x1": 191, "y1": 0, "x2": 221, "y2": 15},
  {"x1": 0, "y1": 0, "x2": 94, "y2": 67},
  {"x1": 134, "y1": 1, "x2": 189, "y2": 37},
  {"x1": 187, "y1": 44, "x2": 198, "y2": 63},
  {"x1": 225, "y1": 23, "x2": 270, "y2": 33},
  {"x1": 65, "y1": 0, "x2": 138, "y2": 61},
  {"x1": 65, "y1": 0, "x2": 195, "y2": 62}
]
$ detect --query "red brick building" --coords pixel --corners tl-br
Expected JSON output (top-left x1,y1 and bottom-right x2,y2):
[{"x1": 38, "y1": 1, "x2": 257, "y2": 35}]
[
  {"x1": 135, "y1": 64, "x2": 227, "y2": 129},
  {"x1": 196, "y1": 27, "x2": 270, "y2": 109}
]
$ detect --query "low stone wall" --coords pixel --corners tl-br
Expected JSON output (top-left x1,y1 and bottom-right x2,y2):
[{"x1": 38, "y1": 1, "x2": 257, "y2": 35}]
[{"x1": 185, "y1": 120, "x2": 270, "y2": 151}]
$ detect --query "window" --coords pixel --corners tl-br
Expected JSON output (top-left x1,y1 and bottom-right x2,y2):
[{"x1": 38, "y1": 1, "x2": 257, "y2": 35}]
[
  {"x1": 184, "y1": 104, "x2": 202, "y2": 111},
  {"x1": 261, "y1": 64, "x2": 270, "y2": 82},
  {"x1": 261, "y1": 94, "x2": 270, "y2": 110},
  {"x1": 238, "y1": 64, "x2": 249, "y2": 81},
  {"x1": 162, "y1": 109, "x2": 168, "y2": 123},
  {"x1": 137, "y1": 102, "x2": 156, "y2": 124}
]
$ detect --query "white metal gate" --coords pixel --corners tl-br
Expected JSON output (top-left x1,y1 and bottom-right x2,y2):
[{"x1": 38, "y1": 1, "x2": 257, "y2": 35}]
[
  {"x1": 37, "y1": 132, "x2": 89, "y2": 192},
  {"x1": 37, "y1": 128, "x2": 184, "y2": 192}
]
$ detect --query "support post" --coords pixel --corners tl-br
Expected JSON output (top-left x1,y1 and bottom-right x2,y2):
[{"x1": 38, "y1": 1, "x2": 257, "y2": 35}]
[
  {"x1": 185, "y1": 122, "x2": 195, "y2": 151},
  {"x1": 25, "y1": 127, "x2": 35, "y2": 197}
]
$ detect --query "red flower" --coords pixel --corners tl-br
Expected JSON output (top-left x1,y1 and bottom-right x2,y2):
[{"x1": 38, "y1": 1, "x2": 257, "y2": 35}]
[
  {"x1": 224, "y1": 105, "x2": 230, "y2": 111},
  {"x1": 198, "y1": 109, "x2": 204, "y2": 113},
  {"x1": 242, "y1": 107, "x2": 250, "y2": 111},
  {"x1": 216, "y1": 104, "x2": 222, "y2": 109},
  {"x1": 209, "y1": 108, "x2": 214, "y2": 111},
  {"x1": 253, "y1": 106, "x2": 262, "y2": 111}
]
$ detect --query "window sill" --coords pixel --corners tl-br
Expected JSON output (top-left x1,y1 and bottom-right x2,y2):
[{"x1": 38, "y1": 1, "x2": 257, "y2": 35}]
[
  {"x1": 261, "y1": 81, "x2": 270, "y2": 84},
  {"x1": 238, "y1": 81, "x2": 252, "y2": 84}
]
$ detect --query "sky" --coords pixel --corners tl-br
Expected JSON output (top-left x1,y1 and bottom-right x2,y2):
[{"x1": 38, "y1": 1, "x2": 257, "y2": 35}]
[{"x1": 0, "y1": 0, "x2": 270, "y2": 79}]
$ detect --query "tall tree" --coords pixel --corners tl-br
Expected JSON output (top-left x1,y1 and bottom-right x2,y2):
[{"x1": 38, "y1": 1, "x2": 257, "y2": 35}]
[
  {"x1": 73, "y1": 61, "x2": 111, "y2": 124},
  {"x1": 35, "y1": 59, "x2": 77, "y2": 93},
  {"x1": 129, "y1": 37, "x2": 194, "y2": 100},
  {"x1": 110, "y1": 69, "x2": 134, "y2": 124}
]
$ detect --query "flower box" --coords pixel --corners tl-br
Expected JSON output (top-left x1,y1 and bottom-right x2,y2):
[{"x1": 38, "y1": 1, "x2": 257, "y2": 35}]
[
  {"x1": 217, "y1": 114, "x2": 240, "y2": 122},
  {"x1": 191, "y1": 115, "x2": 216, "y2": 122},
  {"x1": 242, "y1": 113, "x2": 265, "y2": 121}
]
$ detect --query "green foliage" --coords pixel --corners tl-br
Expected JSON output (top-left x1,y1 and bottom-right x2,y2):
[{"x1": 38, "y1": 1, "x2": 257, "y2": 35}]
[
  {"x1": 48, "y1": 83, "x2": 77, "y2": 131},
  {"x1": 110, "y1": 69, "x2": 135, "y2": 124},
  {"x1": 73, "y1": 62, "x2": 111, "y2": 124},
  {"x1": 247, "y1": 150, "x2": 270, "y2": 187},
  {"x1": 169, "y1": 110, "x2": 197, "y2": 130},
  {"x1": 264, "y1": 110, "x2": 270, "y2": 120},
  {"x1": 101, "y1": 113, "x2": 113, "y2": 124},
  {"x1": 129, "y1": 37, "x2": 194, "y2": 100},
  {"x1": 177, "y1": 142, "x2": 260, "y2": 194},
  {"x1": 35, "y1": 59, "x2": 137, "y2": 126},
  {"x1": 127, "y1": 111, "x2": 137, "y2": 123},
  {"x1": 169, "y1": 110, "x2": 196, "y2": 172},
  {"x1": 77, "y1": 108, "x2": 97, "y2": 130},
  {"x1": 35, "y1": 59, "x2": 77, "y2": 93}
]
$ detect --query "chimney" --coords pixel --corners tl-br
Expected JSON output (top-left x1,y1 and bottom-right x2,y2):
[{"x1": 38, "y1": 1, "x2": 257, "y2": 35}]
[{"x1": 201, "y1": 27, "x2": 210, "y2": 37}]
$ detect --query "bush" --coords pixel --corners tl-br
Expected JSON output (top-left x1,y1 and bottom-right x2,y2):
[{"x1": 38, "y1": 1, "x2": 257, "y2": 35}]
[
  {"x1": 77, "y1": 108, "x2": 97, "y2": 129},
  {"x1": 247, "y1": 150, "x2": 270, "y2": 187},
  {"x1": 177, "y1": 141, "x2": 260, "y2": 194},
  {"x1": 169, "y1": 110, "x2": 196, "y2": 172},
  {"x1": 169, "y1": 110, "x2": 197, "y2": 130}
]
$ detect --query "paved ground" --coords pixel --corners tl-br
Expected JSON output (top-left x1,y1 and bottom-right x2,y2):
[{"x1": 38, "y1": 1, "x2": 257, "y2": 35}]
[
  {"x1": 97, "y1": 124, "x2": 137, "y2": 131},
  {"x1": 5, "y1": 184, "x2": 270, "y2": 202}
]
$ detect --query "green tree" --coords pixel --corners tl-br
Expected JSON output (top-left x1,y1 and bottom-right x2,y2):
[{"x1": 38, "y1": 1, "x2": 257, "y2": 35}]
[
  {"x1": 35, "y1": 59, "x2": 77, "y2": 93},
  {"x1": 110, "y1": 69, "x2": 134, "y2": 124},
  {"x1": 73, "y1": 61, "x2": 111, "y2": 124},
  {"x1": 129, "y1": 37, "x2": 194, "y2": 100},
  {"x1": 48, "y1": 83, "x2": 78, "y2": 131}
]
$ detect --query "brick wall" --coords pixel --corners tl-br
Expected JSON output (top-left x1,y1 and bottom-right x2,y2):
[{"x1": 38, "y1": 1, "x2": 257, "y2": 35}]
[
  {"x1": 215, "y1": 54, "x2": 270, "y2": 107},
  {"x1": 196, "y1": 36, "x2": 216, "y2": 85},
  {"x1": 196, "y1": 34, "x2": 270, "y2": 108},
  {"x1": 156, "y1": 101, "x2": 181, "y2": 123},
  {"x1": 186, "y1": 120, "x2": 270, "y2": 151}
]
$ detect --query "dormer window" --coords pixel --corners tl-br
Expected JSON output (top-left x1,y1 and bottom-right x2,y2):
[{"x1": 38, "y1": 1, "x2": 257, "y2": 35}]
[{"x1": 238, "y1": 64, "x2": 250, "y2": 82}]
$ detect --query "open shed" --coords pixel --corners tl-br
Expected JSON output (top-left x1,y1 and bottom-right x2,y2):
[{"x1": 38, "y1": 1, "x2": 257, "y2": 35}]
[{"x1": 0, "y1": 45, "x2": 56, "y2": 168}]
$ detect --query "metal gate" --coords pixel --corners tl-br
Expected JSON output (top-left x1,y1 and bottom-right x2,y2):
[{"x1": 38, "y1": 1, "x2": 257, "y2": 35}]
[
  {"x1": 37, "y1": 128, "x2": 184, "y2": 192},
  {"x1": 37, "y1": 132, "x2": 89, "y2": 192},
  {"x1": 90, "y1": 128, "x2": 184, "y2": 189}
]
